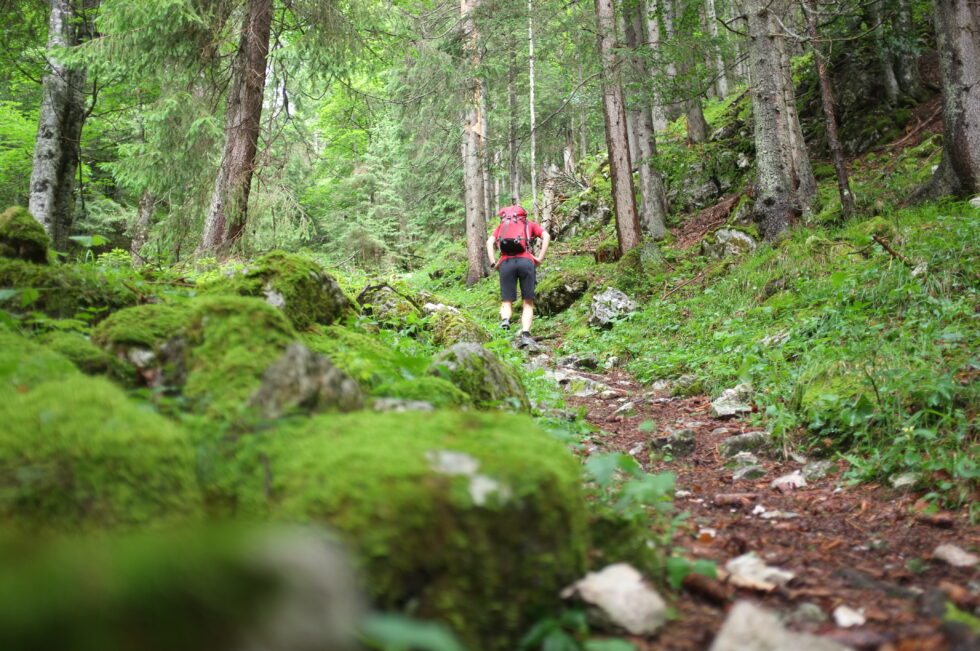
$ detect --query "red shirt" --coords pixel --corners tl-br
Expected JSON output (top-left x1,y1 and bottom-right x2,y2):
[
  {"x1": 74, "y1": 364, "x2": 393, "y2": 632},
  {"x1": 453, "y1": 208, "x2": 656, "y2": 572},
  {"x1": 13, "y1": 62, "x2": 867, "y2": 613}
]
[{"x1": 492, "y1": 220, "x2": 545, "y2": 262}]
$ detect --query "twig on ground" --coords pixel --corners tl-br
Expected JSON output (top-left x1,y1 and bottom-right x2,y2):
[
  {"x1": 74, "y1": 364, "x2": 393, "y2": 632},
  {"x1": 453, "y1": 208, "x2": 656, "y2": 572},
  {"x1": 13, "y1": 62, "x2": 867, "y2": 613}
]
[{"x1": 871, "y1": 234, "x2": 915, "y2": 268}]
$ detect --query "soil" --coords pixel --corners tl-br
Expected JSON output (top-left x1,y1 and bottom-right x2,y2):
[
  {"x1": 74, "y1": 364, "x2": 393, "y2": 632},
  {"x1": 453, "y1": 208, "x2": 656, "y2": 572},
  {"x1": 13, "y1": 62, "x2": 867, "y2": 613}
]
[{"x1": 558, "y1": 366, "x2": 980, "y2": 651}]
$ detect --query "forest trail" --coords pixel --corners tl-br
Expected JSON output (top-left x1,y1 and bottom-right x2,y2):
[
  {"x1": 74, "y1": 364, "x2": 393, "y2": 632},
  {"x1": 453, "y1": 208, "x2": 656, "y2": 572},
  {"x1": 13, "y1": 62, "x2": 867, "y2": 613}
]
[{"x1": 546, "y1": 359, "x2": 980, "y2": 650}]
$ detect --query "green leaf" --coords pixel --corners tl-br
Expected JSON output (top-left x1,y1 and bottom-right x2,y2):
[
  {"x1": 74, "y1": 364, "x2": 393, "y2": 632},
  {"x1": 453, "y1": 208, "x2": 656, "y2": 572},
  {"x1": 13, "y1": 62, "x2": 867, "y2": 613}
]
[
  {"x1": 0, "y1": 289, "x2": 18, "y2": 302},
  {"x1": 360, "y1": 613, "x2": 465, "y2": 651},
  {"x1": 584, "y1": 639, "x2": 637, "y2": 651}
]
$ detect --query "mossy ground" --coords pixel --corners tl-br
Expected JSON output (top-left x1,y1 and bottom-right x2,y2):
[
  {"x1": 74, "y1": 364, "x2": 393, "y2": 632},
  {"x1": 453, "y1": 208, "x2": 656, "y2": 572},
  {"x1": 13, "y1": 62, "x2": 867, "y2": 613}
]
[
  {"x1": 217, "y1": 410, "x2": 589, "y2": 649},
  {"x1": 0, "y1": 329, "x2": 80, "y2": 391},
  {"x1": 0, "y1": 375, "x2": 203, "y2": 533},
  {"x1": 0, "y1": 206, "x2": 49, "y2": 263},
  {"x1": 373, "y1": 375, "x2": 472, "y2": 408}
]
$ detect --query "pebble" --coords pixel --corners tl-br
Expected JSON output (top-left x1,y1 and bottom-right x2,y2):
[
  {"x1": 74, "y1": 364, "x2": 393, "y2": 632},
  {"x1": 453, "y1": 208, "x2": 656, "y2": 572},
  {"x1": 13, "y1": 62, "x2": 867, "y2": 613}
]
[
  {"x1": 933, "y1": 543, "x2": 979, "y2": 568},
  {"x1": 832, "y1": 605, "x2": 866, "y2": 628}
]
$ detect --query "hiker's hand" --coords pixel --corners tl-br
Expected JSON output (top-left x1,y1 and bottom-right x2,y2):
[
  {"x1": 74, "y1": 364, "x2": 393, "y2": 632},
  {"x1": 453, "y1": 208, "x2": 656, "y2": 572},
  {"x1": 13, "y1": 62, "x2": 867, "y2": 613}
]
[
  {"x1": 491, "y1": 258, "x2": 500, "y2": 269},
  {"x1": 532, "y1": 255, "x2": 542, "y2": 266}
]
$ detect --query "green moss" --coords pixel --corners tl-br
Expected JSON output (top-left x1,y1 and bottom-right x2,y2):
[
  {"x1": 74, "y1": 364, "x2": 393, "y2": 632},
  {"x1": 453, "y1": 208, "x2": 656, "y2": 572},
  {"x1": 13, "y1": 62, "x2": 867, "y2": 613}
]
[
  {"x1": 428, "y1": 343, "x2": 530, "y2": 412},
  {"x1": 0, "y1": 206, "x2": 49, "y2": 264},
  {"x1": 0, "y1": 329, "x2": 80, "y2": 392},
  {"x1": 849, "y1": 215, "x2": 897, "y2": 244},
  {"x1": 201, "y1": 251, "x2": 353, "y2": 331},
  {"x1": 0, "y1": 375, "x2": 203, "y2": 533},
  {"x1": 430, "y1": 310, "x2": 489, "y2": 346},
  {"x1": 181, "y1": 296, "x2": 298, "y2": 418},
  {"x1": 222, "y1": 410, "x2": 589, "y2": 649},
  {"x1": 92, "y1": 302, "x2": 191, "y2": 349},
  {"x1": 373, "y1": 376, "x2": 473, "y2": 408},
  {"x1": 0, "y1": 258, "x2": 137, "y2": 322},
  {"x1": 303, "y1": 325, "x2": 426, "y2": 390},
  {"x1": 36, "y1": 330, "x2": 130, "y2": 378},
  {"x1": 0, "y1": 525, "x2": 289, "y2": 651}
]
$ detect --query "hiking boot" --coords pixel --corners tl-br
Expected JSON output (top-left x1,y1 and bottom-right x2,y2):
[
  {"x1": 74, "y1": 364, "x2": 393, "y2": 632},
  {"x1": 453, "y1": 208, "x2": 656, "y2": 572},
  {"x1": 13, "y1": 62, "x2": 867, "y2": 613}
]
[
  {"x1": 518, "y1": 331, "x2": 535, "y2": 348},
  {"x1": 500, "y1": 319, "x2": 510, "y2": 330}
]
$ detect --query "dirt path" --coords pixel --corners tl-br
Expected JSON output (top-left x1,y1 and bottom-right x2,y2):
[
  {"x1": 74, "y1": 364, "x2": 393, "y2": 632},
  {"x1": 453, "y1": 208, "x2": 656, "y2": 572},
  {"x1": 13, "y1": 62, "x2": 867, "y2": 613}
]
[{"x1": 560, "y1": 366, "x2": 979, "y2": 651}]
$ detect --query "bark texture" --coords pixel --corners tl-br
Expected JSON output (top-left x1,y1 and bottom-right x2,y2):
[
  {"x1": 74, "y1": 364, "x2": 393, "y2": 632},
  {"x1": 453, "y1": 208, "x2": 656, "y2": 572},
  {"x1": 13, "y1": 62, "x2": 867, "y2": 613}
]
[
  {"x1": 745, "y1": 0, "x2": 815, "y2": 240},
  {"x1": 130, "y1": 190, "x2": 154, "y2": 265},
  {"x1": 197, "y1": 0, "x2": 273, "y2": 255},
  {"x1": 926, "y1": 0, "x2": 980, "y2": 197},
  {"x1": 29, "y1": 0, "x2": 94, "y2": 251},
  {"x1": 595, "y1": 0, "x2": 642, "y2": 253},
  {"x1": 461, "y1": 0, "x2": 489, "y2": 286}
]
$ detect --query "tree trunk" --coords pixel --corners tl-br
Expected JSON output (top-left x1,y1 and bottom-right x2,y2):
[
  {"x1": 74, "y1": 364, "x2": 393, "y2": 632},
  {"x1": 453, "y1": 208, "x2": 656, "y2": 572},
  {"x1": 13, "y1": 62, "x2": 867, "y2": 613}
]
[
  {"x1": 595, "y1": 0, "x2": 642, "y2": 254},
  {"x1": 803, "y1": 0, "x2": 856, "y2": 220},
  {"x1": 705, "y1": 0, "x2": 729, "y2": 98},
  {"x1": 775, "y1": 8, "x2": 816, "y2": 213},
  {"x1": 528, "y1": 0, "x2": 538, "y2": 216},
  {"x1": 461, "y1": 0, "x2": 489, "y2": 286},
  {"x1": 625, "y1": 5, "x2": 668, "y2": 239},
  {"x1": 197, "y1": 0, "x2": 273, "y2": 256},
  {"x1": 745, "y1": 0, "x2": 814, "y2": 240},
  {"x1": 685, "y1": 96, "x2": 710, "y2": 144},
  {"x1": 130, "y1": 190, "x2": 154, "y2": 265},
  {"x1": 508, "y1": 50, "x2": 521, "y2": 203},
  {"x1": 894, "y1": 0, "x2": 927, "y2": 101},
  {"x1": 869, "y1": 0, "x2": 900, "y2": 105},
  {"x1": 643, "y1": 1, "x2": 669, "y2": 132},
  {"x1": 29, "y1": 0, "x2": 94, "y2": 251},
  {"x1": 925, "y1": 0, "x2": 980, "y2": 197},
  {"x1": 480, "y1": 78, "x2": 493, "y2": 221}
]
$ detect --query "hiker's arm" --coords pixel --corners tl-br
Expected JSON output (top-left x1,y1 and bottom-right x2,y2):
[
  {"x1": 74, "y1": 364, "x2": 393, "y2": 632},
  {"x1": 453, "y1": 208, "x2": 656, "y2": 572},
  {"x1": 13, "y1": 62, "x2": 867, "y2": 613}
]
[
  {"x1": 486, "y1": 236, "x2": 497, "y2": 267},
  {"x1": 535, "y1": 231, "x2": 551, "y2": 263}
]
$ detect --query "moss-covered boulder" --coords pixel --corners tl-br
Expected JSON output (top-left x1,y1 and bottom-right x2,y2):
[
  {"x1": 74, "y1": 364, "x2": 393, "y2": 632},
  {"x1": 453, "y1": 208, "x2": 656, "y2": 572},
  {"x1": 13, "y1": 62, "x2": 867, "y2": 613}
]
[
  {"x1": 0, "y1": 329, "x2": 79, "y2": 392},
  {"x1": 356, "y1": 283, "x2": 421, "y2": 330},
  {"x1": 429, "y1": 309, "x2": 489, "y2": 346},
  {"x1": 428, "y1": 343, "x2": 530, "y2": 412},
  {"x1": 701, "y1": 227, "x2": 758, "y2": 260},
  {"x1": 0, "y1": 206, "x2": 48, "y2": 264},
  {"x1": 0, "y1": 375, "x2": 203, "y2": 533},
  {"x1": 0, "y1": 524, "x2": 363, "y2": 651},
  {"x1": 535, "y1": 270, "x2": 590, "y2": 317},
  {"x1": 373, "y1": 376, "x2": 473, "y2": 408},
  {"x1": 0, "y1": 259, "x2": 137, "y2": 322},
  {"x1": 201, "y1": 251, "x2": 353, "y2": 331},
  {"x1": 36, "y1": 330, "x2": 131, "y2": 378},
  {"x1": 225, "y1": 410, "x2": 589, "y2": 649}
]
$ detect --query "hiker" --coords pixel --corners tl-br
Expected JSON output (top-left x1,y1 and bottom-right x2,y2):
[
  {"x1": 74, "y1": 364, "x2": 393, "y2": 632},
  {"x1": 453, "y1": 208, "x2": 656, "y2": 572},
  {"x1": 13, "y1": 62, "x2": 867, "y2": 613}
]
[{"x1": 486, "y1": 205, "x2": 551, "y2": 347}]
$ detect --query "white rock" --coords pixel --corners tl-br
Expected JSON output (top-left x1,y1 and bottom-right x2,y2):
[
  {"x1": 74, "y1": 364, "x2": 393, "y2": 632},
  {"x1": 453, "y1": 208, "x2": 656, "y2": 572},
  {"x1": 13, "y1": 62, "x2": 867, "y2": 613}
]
[
  {"x1": 561, "y1": 563, "x2": 667, "y2": 636},
  {"x1": 771, "y1": 470, "x2": 807, "y2": 491},
  {"x1": 710, "y1": 384, "x2": 754, "y2": 418},
  {"x1": 426, "y1": 450, "x2": 479, "y2": 475},
  {"x1": 968, "y1": 195, "x2": 980, "y2": 209},
  {"x1": 933, "y1": 543, "x2": 979, "y2": 568},
  {"x1": 832, "y1": 605, "x2": 866, "y2": 628},
  {"x1": 725, "y1": 553, "x2": 795, "y2": 589},
  {"x1": 709, "y1": 601, "x2": 849, "y2": 651},
  {"x1": 890, "y1": 472, "x2": 919, "y2": 489}
]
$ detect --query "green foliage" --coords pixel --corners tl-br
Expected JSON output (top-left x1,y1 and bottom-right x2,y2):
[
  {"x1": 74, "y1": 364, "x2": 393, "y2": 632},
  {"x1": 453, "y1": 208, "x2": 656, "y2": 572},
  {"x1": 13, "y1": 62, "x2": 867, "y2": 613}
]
[{"x1": 0, "y1": 103, "x2": 36, "y2": 207}]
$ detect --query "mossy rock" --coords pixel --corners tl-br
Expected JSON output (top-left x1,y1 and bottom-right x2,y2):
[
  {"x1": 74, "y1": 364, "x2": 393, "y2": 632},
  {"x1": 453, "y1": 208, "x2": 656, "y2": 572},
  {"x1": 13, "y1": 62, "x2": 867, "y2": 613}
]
[
  {"x1": 303, "y1": 325, "x2": 428, "y2": 391},
  {"x1": 0, "y1": 524, "x2": 362, "y2": 651},
  {"x1": 36, "y1": 330, "x2": 131, "y2": 379},
  {"x1": 373, "y1": 376, "x2": 473, "y2": 408},
  {"x1": 92, "y1": 302, "x2": 191, "y2": 351},
  {"x1": 0, "y1": 329, "x2": 79, "y2": 393},
  {"x1": 181, "y1": 296, "x2": 299, "y2": 418},
  {"x1": 0, "y1": 375, "x2": 203, "y2": 533},
  {"x1": 428, "y1": 343, "x2": 530, "y2": 412},
  {"x1": 535, "y1": 269, "x2": 590, "y2": 317},
  {"x1": 0, "y1": 206, "x2": 49, "y2": 264},
  {"x1": 356, "y1": 283, "x2": 422, "y2": 330},
  {"x1": 0, "y1": 259, "x2": 138, "y2": 323},
  {"x1": 200, "y1": 251, "x2": 353, "y2": 331},
  {"x1": 429, "y1": 309, "x2": 489, "y2": 346},
  {"x1": 223, "y1": 410, "x2": 589, "y2": 649}
]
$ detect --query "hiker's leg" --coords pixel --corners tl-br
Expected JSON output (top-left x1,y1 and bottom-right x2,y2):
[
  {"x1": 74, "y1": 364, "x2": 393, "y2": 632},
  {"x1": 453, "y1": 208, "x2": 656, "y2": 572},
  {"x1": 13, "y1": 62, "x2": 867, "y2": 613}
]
[
  {"x1": 521, "y1": 299, "x2": 534, "y2": 332},
  {"x1": 500, "y1": 301, "x2": 513, "y2": 321},
  {"x1": 498, "y1": 258, "x2": 519, "y2": 327}
]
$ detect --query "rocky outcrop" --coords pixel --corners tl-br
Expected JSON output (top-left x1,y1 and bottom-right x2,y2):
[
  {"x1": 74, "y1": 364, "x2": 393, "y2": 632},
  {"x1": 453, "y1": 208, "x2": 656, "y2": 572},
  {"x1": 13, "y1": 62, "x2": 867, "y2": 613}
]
[
  {"x1": 589, "y1": 288, "x2": 639, "y2": 328},
  {"x1": 356, "y1": 282, "x2": 421, "y2": 329},
  {"x1": 701, "y1": 228, "x2": 758, "y2": 260},
  {"x1": 427, "y1": 343, "x2": 530, "y2": 412},
  {"x1": 535, "y1": 271, "x2": 590, "y2": 317}
]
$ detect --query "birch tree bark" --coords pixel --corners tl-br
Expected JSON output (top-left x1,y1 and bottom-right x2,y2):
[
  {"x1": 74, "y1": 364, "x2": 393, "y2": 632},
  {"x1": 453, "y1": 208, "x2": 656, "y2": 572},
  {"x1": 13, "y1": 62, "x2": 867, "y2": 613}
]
[
  {"x1": 197, "y1": 0, "x2": 274, "y2": 255},
  {"x1": 130, "y1": 190, "x2": 154, "y2": 265},
  {"x1": 925, "y1": 0, "x2": 980, "y2": 197},
  {"x1": 508, "y1": 49, "x2": 521, "y2": 202},
  {"x1": 29, "y1": 0, "x2": 96, "y2": 251},
  {"x1": 461, "y1": 0, "x2": 489, "y2": 285},
  {"x1": 595, "y1": 0, "x2": 642, "y2": 254},
  {"x1": 643, "y1": 1, "x2": 669, "y2": 131},
  {"x1": 706, "y1": 0, "x2": 729, "y2": 98},
  {"x1": 745, "y1": 0, "x2": 815, "y2": 240}
]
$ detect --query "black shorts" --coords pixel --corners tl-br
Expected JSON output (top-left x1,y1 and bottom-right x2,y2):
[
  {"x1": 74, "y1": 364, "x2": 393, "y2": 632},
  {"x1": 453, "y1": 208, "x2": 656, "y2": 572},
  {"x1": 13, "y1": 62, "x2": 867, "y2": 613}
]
[{"x1": 498, "y1": 257, "x2": 536, "y2": 302}]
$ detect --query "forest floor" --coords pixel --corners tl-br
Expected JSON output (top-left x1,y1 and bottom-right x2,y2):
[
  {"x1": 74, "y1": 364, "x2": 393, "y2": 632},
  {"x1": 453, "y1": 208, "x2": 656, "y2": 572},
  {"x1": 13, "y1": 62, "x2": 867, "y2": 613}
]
[{"x1": 557, "y1": 366, "x2": 979, "y2": 651}]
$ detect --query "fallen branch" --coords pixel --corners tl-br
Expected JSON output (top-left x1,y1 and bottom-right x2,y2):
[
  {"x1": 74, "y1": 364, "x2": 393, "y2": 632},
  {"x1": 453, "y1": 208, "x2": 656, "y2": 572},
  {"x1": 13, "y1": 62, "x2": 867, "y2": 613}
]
[{"x1": 871, "y1": 234, "x2": 914, "y2": 268}]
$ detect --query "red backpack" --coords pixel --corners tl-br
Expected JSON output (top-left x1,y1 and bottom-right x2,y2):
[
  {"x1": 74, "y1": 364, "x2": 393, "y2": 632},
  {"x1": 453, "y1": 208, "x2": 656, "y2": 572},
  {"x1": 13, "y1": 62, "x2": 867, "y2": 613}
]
[{"x1": 496, "y1": 205, "x2": 530, "y2": 255}]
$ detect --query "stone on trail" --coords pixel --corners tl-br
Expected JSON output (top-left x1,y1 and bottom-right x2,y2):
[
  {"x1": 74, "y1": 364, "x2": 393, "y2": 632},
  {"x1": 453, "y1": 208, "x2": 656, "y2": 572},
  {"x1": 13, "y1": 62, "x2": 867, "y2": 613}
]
[
  {"x1": 248, "y1": 341, "x2": 364, "y2": 418},
  {"x1": 725, "y1": 553, "x2": 795, "y2": 590},
  {"x1": 701, "y1": 227, "x2": 758, "y2": 260},
  {"x1": 709, "y1": 383, "x2": 754, "y2": 418},
  {"x1": 832, "y1": 604, "x2": 866, "y2": 628},
  {"x1": 650, "y1": 429, "x2": 697, "y2": 458},
  {"x1": 771, "y1": 470, "x2": 807, "y2": 491},
  {"x1": 672, "y1": 373, "x2": 702, "y2": 397},
  {"x1": 802, "y1": 460, "x2": 837, "y2": 482},
  {"x1": 709, "y1": 601, "x2": 850, "y2": 651},
  {"x1": 427, "y1": 342, "x2": 530, "y2": 411},
  {"x1": 733, "y1": 464, "x2": 767, "y2": 481},
  {"x1": 588, "y1": 288, "x2": 639, "y2": 328},
  {"x1": 933, "y1": 544, "x2": 979, "y2": 568},
  {"x1": 890, "y1": 472, "x2": 919, "y2": 489},
  {"x1": 557, "y1": 352, "x2": 600, "y2": 371},
  {"x1": 561, "y1": 563, "x2": 667, "y2": 636},
  {"x1": 719, "y1": 431, "x2": 771, "y2": 457}
]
